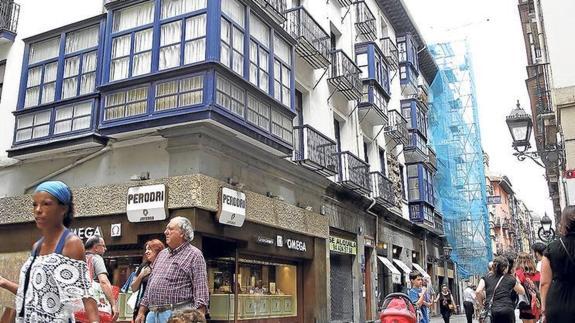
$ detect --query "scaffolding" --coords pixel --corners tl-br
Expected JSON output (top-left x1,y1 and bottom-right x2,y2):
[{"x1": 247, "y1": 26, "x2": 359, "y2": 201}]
[{"x1": 428, "y1": 41, "x2": 492, "y2": 278}]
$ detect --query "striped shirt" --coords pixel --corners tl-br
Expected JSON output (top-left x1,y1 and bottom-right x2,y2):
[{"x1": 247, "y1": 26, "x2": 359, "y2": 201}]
[{"x1": 140, "y1": 242, "x2": 209, "y2": 309}]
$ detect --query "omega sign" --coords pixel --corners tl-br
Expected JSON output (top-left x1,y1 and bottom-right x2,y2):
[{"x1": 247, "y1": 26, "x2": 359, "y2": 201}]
[
  {"x1": 126, "y1": 184, "x2": 168, "y2": 223},
  {"x1": 216, "y1": 187, "x2": 246, "y2": 227},
  {"x1": 286, "y1": 239, "x2": 307, "y2": 252}
]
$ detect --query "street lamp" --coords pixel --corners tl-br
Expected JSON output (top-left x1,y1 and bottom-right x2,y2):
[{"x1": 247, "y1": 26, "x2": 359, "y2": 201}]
[
  {"x1": 538, "y1": 213, "x2": 556, "y2": 242},
  {"x1": 505, "y1": 100, "x2": 544, "y2": 167}
]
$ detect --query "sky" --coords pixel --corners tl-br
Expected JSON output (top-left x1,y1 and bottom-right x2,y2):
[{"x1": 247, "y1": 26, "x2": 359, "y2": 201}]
[{"x1": 403, "y1": 0, "x2": 553, "y2": 218}]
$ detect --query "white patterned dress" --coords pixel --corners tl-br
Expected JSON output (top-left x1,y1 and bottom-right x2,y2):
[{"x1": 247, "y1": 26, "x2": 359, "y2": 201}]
[{"x1": 15, "y1": 253, "x2": 92, "y2": 323}]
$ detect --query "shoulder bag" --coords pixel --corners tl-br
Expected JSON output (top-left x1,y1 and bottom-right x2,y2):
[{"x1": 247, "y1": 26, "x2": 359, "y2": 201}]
[{"x1": 479, "y1": 275, "x2": 505, "y2": 323}]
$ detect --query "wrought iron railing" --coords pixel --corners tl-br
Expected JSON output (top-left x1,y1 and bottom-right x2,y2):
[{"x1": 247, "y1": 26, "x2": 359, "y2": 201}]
[
  {"x1": 328, "y1": 49, "x2": 362, "y2": 101},
  {"x1": 335, "y1": 0, "x2": 353, "y2": 7},
  {"x1": 292, "y1": 124, "x2": 338, "y2": 177},
  {"x1": 380, "y1": 37, "x2": 398, "y2": 71},
  {"x1": 336, "y1": 151, "x2": 371, "y2": 195},
  {"x1": 354, "y1": 1, "x2": 376, "y2": 41},
  {"x1": 384, "y1": 110, "x2": 409, "y2": 146},
  {"x1": 0, "y1": 1, "x2": 19, "y2": 34},
  {"x1": 254, "y1": 0, "x2": 286, "y2": 24},
  {"x1": 371, "y1": 171, "x2": 395, "y2": 207},
  {"x1": 284, "y1": 6, "x2": 330, "y2": 69}
]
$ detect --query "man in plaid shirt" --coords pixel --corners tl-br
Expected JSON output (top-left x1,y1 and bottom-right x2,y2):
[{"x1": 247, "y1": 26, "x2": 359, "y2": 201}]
[{"x1": 135, "y1": 217, "x2": 209, "y2": 323}]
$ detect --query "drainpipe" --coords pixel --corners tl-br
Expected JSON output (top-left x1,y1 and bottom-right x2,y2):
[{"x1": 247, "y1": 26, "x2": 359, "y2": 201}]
[
  {"x1": 366, "y1": 197, "x2": 378, "y2": 244},
  {"x1": 23, "y1": 143, "x2": 112, "y2": 193}
]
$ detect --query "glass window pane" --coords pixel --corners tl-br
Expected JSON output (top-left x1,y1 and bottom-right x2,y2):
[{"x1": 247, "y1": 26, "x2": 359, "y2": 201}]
[
  {"x1": 43, "y1": 62, "x2": 58, "y2": 82},
  {"x1": 80, "y1": 72, "x2": 96, "y2": 95},
  {"x1": 221, "y1": 0, "x2": 244, "y2": 27},
  {"x1": 65, "y1": 25, "x2": 99, "y2": 54},
  {"x1": 159, "y1": 44, "x2": 181, "y2": 70},
  {"x1": 27, "y1": 67, "x2": 42, "y2": 87},
  {"x1": 111, "y1": 57, "x2": 130, "y2": 81},
  {"x1": 232, "y1": 51, "x2": 243, "y2": 75},
  {"x1": 32, "y1": 125, "x2": 49, "y2": 138},
  {"x1": 132, "y1": 51, "x2": 152, "y2": 76},
  {"x1": 156, "y1": 80, "x2": 178, "y2": 96},
  {"x1": 161, "y1": 0, "x2": 206, "y2": 19},
  {"x1": 74, "y1": 102, "x2": 92, "y2": 116},
  {"x1": 113, "y1": 1, "x2": 155, "y2": 32},
  {"x1": 274, "y1": 36, "x2": 290, "y2": 64},
  {"x1": 17, "y1": 115, "x2": 34, "y2": 128},
  {"x1": 134, "y1": 28, "x2": 153, "y2": 53},
  {"x1": 16, "y1": 129, "x2": 32, "y2": 142},
  {"x1": 161, "y1": 21, "x2": 181, "y2": 46},
  {"x1": 29, "y1": 37, "x2": 60, "y2": 64},
  {"x1": 184, "y1": 39, "x2": 205, "y2": 64},
  {"x1": 62, "y1": 78, "x2": 78, "y2": 99},
  {"x1": 54, "y1": 120, "x2": 72, "y2": 134},
  {"x1": 41, "y1": 83, "x2": 56, "y2": 104},
  {"x1": 63, "y1": 56, "x2": 80, "y2": 78},
  {"x1": 24, "y1": 87, "x2": 40, "y2": 108},
  {"x1": 250, "y1": 13, "x2": 269, "y2": 47},
  {"x1": 155, "y1": 95, "x2": 177, "y2": 111},
  {"x1": 82, "y1": 51, "x2": 98, "y2": 73},
  {"x1": 106, "y1": 92, "x2": 126, "y2": 107},
  {"x1": 72, "y1": 116, "x2": 91, "y2": 131},
  {"x1": 221, "y1": 19, "x2": 231, "y2": 44},
  {"x1": 112, "y1": 35, "x2": 131, "y2": 58},
  {"x1": 233, "y1": 27, "x2": 243, "y2": 51},
  {"x1": 35, "y1": 111, "x2": 51, "y2": 124},
  {"x1": 185, "y1": 14, "x2": 206, "y2": 40},
  {"x1": 220, "y1": 43, "x2": 230, "y2": 67}
]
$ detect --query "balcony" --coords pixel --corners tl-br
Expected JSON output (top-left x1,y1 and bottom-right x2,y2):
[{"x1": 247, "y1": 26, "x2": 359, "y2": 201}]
[
  {"x1": 404, "y1": 133, "x2": 428, "y2": 164},
  {"x1": 328, "y1": 50, "x2": 362, "y2": 101},
  {"x1": 354, "y1": 1, "x2": 376, "y2": 41},
  {"x1": 397, "y1": 33, "x2": 419, "y2": 96},
  {"x1": 336, "y1": 151, "x2": 371, "y2": 195},
  {"x1": 358, "y1": 85, "x2": 388, "y2": 128},
  {"x1": 0, "y1": 0, "x2": 19, "y2": 42},
  {"x1": 284, "y1": 7, "x2": 330, "y2": 69},
  {"x1": 370, "y1": 171, "x2": 395, "y2": 207},
  {"x1": 380, "y1": 37, "x2": 398, "y2": 71},
  {"x1": 426, "y1": 146, "x2": 437, "y2": 171},
  {"x1": 384, "y1": 110, "x2": 409, "y2": 146},
  {"x1": 292, "y1": 124, "x2": 338, "y2": 177},
  {"x1": 253, "y1": 0, "x2": 286, "y2": 24},
  {"x1": 355, "y1": 42, "x2": 391, "y2": 96}
]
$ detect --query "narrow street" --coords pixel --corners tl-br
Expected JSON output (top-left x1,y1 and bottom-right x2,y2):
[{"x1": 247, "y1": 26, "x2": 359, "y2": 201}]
[{"x1": 430, "y1": 314, "x2": 472, "y2": 323}]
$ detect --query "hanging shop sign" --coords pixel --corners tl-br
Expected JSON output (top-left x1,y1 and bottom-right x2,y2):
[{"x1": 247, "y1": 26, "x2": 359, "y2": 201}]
[
  {"x1": 217, "y1": 187, "x2": 246, "y2": 227},
  {"x1": 126, "y1": 184, "x2": 168, "y2": 223},
  {"x1": 329, "y1": 236, "x2": 357, "y2": 255},
  {"x1": 487, "y1": 196, "x2": 502, "y2": 205}
]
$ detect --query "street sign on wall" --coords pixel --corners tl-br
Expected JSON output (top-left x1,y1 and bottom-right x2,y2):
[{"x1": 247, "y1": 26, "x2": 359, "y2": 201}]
[{"x1": 487, "y1": 195, "x2": 502, "y2": 205}]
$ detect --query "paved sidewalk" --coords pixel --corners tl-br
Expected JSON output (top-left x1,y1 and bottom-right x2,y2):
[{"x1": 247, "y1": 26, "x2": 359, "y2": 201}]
[{"x1": 430, "y1": 314, "x2": 475, "y2": 323}]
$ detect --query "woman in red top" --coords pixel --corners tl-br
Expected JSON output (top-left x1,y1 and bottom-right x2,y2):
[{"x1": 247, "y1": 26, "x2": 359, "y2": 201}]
[{"x1": 515, "y1": 252, "x2": 541, "y2": 323}]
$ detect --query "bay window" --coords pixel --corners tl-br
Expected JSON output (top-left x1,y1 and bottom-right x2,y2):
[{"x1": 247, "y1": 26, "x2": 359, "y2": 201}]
[
  {"x1": 249, "y1": 13, "x2": 270, "y2": 93},
  {"x1": 273, "y1": 35, "x2": 291, "y2": 107},
  {"x1": 15, "y1": 111, "x2": 51, "y2": 142},
  {"x1": 154, "y1": 75, "x2": 204, "y2": 112},
  {"x1": 104, "y1": 86, "x2": 148, "y2": 120},
  {"x1": 54, "y1": 101, "x2": 93, "y2": 134},
  {"x1": 62, "y1": 26, "x2": 99, "y2": 99},
  {"x1": 220, "y1": 0, "x2": 245, "y2": 75},
  {"x1": 24, "y1": 37, "x2": 59, "y2": 107}
]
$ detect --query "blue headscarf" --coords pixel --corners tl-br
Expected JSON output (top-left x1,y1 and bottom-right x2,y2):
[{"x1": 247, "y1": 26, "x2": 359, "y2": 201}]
[{"x1": 35, "y1": 181, "x2": 72, "y2": 205}]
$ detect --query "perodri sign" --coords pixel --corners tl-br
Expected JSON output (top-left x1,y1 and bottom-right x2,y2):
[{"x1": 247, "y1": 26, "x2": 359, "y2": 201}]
[
  {"x1": 126, "y1": 184, "x2": 168, "y2": 223},
  {"x1": 216, "y1": 187, "x2": 246, "y2": 227}
]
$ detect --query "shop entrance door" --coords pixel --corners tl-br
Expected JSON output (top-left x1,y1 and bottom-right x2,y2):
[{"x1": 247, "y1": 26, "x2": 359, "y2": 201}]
[
  {"x1": 364, "y1": 247, "x2": 372, "y2": 320},
  {"x1": 330, "y1": 253, "x2": 353, "y2": 322}
]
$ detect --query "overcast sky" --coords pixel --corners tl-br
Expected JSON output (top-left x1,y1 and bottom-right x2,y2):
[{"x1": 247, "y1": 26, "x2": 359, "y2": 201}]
[{"x1": 404, "y1": 0, "x2": 553, "y2": 218}]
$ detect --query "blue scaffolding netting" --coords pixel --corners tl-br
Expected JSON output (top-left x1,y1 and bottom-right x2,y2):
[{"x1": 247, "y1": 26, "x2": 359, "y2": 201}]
[{"x1": 428, "y1": 40, "x2": 493, "y2": 278}]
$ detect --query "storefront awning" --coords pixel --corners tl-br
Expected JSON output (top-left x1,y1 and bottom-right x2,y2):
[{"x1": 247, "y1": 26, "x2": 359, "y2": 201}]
[
  {"x1": 412, "y1": 263, "x2": 431, "y2": 279},
  {"x1": 378, "y1": 256, "x2": 402, "y2": 284},
  {"x1": 393, "y1": 259, "x2": 412, "y2": 275}
]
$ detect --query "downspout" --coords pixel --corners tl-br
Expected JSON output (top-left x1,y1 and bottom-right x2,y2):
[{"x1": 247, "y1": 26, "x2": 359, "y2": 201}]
[
  {"x1": 23, "y1": 143, "x2": 112, "y2": 193},
  {"x1": 366, "y1": 197, "x2": 378, "y2": 245}
]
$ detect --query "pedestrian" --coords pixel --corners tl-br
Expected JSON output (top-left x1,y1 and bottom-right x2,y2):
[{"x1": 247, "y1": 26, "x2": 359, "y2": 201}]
[
  {"x1": 85, "y1": 235, "x2": 120, "y2": 321},
  {"x1": 515, "y1": 252, "x2": 540, "y2": 322},
  {"x1": 407, "y1": 271, "x2": 430, "y2": 323},
  {"x1": 463, "y1": 283, "x2": 476, "y2": 323},
  {"x1": 424, "y1": 277, "x2": 436, "y2": 318},
  {"x1": 434, "y1": 284, "x2": 455, "y2": 323},
  {"x1": 540, "y1": 205, "x2": 575, "y2": 323},
  {"x1": 475, "y1": 256, "x2": 525, "y2": 323},
  {"x1": 134, "y1": 216, "x2": 209, "y2": 323},
  {"x1": 531, "y1": 242, "x2": 546, "y2": 272},
  {"x1": 167, "y1": 309, "x2": 206, "y2": 323},
  {"x1": 131, "y1": 239, "x2": 165, "y2": 320},
  {"x1": 0, "y1": 181, "x2": 99, "y2": 322}
]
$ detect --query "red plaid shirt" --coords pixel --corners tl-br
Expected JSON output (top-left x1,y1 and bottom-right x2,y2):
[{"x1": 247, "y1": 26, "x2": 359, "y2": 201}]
[{"x1": 140, "y1": 242, "x2": 209, "y2": 309}]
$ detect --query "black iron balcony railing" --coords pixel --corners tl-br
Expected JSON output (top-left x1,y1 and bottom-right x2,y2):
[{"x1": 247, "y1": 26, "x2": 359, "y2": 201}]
[
  {"x1": 254, "y1": 0, "x2": 286, "y2": 24},
  {"x1": 328, "y1": 49, "x2": 362, "y2": 101},
  {"x1": 284, "y1": 6, "x2": 330, "y2": 69},
  {"x1": 380, "y1": 37, "x2": 398, "y2": 71},
  {"x1": 355, "y1": 1, "x2": 376, "y2": 41},
  {"x1": 292, "y1": 124, "x2": 338, "y2": 177},
  {"x1": 370, "y1": 171, "x2": 395, "y2": 207},
  {"x1": 384, "y1": 110, "x2": 409, "y2": 146},
  {"x1": 336, "y1": 151, "x2": 371, "y2": 195},
  {"x1": 0, "y1": 1, "x2": 19, "y2": 34},
  {"x1": 427, "y1": 146, "x2": 437, "y2": 171},
  {"x1": 335, "y1": 0, "x2": 353, "y2": 7}
]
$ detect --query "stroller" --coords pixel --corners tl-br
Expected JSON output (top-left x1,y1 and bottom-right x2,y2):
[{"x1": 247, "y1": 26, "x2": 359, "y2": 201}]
[{"x1": 379, "y1": 293, "x2": 419, "y2": 323}]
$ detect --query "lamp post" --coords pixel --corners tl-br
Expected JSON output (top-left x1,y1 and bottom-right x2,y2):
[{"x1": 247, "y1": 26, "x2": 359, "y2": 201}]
[
  {"x1": 538, "y1": 213, "x2": 556, "y2": 242},
  {"x1": 442, "y1": 245, "x2": 452, "y2": 286}
]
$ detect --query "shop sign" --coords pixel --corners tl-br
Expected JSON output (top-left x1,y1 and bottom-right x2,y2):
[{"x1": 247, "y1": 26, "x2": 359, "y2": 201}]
[
  {"x1": 126, "y1": 184, "x2": 168, "y2": 223},
  {"x1": 364, "y1": 237, "x2": 375, "y2": 247},
  {"x1": 256, "y1": 236, "x2": 275, "y2": 246},
  {"x1": 276, "y1": 235, "x2": 283, "y2": 247},
  {"x1": 111, "y1": 223, "x2": 121, "y2": 237},
  {"x1": 71, "y1": 226, "x2": 102, "y2": 240},
  {"x1": 285, "y1": 238, "x2": 307, "y2": 252},
  {"x1": 217, "y1": 187, "x2": 246, "y2": 227},
  {"x1": 329, "y1": 236, "x2": 357, "y2": 255},
  {"x1": 487, "y1": 195, "x2": 501, "y2": 205}
]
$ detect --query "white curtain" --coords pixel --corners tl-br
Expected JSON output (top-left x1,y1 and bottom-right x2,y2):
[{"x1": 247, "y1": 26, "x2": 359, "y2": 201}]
[
  {"x1": 222, "y1": 0, "x2": 244, "y2": 27},
  {"x1": 62, "y1": 56, "x2": 79, "y2": 99},
  {"x1": 232, "y1": 27, "x2": 243, "y2": 75},
  {"x1": 65, "y1": 25, "x2": 99, "y2": 54},
  {"x1": 250, "y1": 13, "x2": 269, "y2": 47},
  {"x1": 27, "y1": 67, "x2": 42, "y2": 87},
  {"x1": 184, "y1": 15, "x2": 206, "y2": 64},
  {"x1": 41, "y1": 62, "x2": 58, "y2": 104},
  {"x1": 258, "y1": 49, "x2": 268, "y2": 92},
  {"x1": 133, "y1": 28, "x2": 152, "y2": 76},
  {"x1": 72, "y1": 102, "x2": 92, "y2": 131},
  {"x1": 160, "y1": 21, "x2": 181, "y2": 70},
  {"x1": 220, "y1": 19, "x2": 231, "y2": 67},
  {"x1": 54, "y1": 106, "x2": 73, "y2": 134},
  {"x1": 274, "y1": 36, "x2": 290, "y2": 65},
  {"x1": 32, "y1": 111, "x2": 51, "y2": 138},
  {"x1": 80, "y1": 51, "x2": 97, "y2": 94},
  {"x1": 111, "y1": 35, "x2": 131, "y2": 81},
  {"x1": 161, "y1": 0, "x2": 206, "y2": 19},
  {"x1": 113, "y1": 1, "x2": 154, "y2": 32},
  {"x1": 29, "y1": 37, "x2": 59, "y2": 64}
]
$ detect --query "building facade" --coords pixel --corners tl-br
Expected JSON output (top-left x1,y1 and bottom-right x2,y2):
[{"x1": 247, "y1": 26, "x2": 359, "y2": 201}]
[{"x1": 0, "y1": 0, "x2": 449, "y2": 322}]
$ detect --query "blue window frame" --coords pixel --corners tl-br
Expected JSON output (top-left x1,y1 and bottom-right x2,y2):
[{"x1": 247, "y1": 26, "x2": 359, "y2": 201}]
[
  {"x1": 248, "y1": 13, "x2": 270, "y2": 93},
  {"x1": 401, "y1": 99, "x2": 427, "y2": 136},
  {"x1": 220, "y1": 0, "x2": 245, "y2": 76},
  {"x1": 273, "y1": 34, "x2": 291, "y2": 107},
  {"x1": 355, "y1": 42, "x2": 390, "y2": 96},
  {"x1": 62, "y1": 26, "x2": 100, "y2": 99},
  {"x1": 406, "y1": 163, "x2": 434, "y2": 204},
  {"x1": 103, "y1": 86, "x2": 149, "y2": 121},
  {"x1": 154, "y1": 75, "x2": 203, "y2": 112},
  {"x1": 14, "y1": 110, "x2": 51, "y2": 142},
  {"x1": 24, "y1": 37, "x2": 60, "y2": 108}
]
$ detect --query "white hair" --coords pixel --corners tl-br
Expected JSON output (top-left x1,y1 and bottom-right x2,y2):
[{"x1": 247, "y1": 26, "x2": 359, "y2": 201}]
[{"x1": 172, "y1": 216, "x2": 194, "y2": 242}]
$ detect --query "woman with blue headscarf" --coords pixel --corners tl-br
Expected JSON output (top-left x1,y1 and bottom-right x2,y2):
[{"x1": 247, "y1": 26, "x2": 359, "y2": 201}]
[{"x1": 0, "y1": 181, "x2": 99, "y2": 322}]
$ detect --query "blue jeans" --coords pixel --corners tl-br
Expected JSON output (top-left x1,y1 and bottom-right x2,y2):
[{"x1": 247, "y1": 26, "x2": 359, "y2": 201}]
[{"x1": 145, "y1": 309, "x2": 173, "y2": 323}]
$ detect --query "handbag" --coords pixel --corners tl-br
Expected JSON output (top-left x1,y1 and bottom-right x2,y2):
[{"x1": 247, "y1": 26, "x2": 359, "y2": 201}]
[{"x1": 480, "y1": 276, "x2": 505, "y2": 323}]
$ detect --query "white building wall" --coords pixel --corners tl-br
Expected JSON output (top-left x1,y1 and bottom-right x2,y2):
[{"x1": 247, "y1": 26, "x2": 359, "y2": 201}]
[{"x1": 541, "y1": 0, "x2": 575, "y2": 89}]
